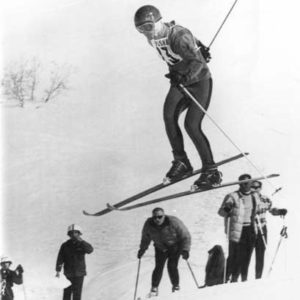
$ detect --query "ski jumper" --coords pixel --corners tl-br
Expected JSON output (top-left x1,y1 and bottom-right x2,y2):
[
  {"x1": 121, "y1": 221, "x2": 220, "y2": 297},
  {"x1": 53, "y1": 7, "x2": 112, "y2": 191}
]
[{"x1": 149, "y1": 21, "x2": 215, "y2": 168}]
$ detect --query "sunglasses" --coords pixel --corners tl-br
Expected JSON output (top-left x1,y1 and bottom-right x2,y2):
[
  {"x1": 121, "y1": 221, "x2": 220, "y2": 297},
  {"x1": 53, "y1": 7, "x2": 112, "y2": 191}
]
[
  {"x1": 153, "y1": 215, "x2": 164, "y2": 220},
  {"x1": 252, "y1": 186, "x2": 261, "y2": 190},
  {"x1": 137, "y1": 22, "x2": 155, "y2": 33}
]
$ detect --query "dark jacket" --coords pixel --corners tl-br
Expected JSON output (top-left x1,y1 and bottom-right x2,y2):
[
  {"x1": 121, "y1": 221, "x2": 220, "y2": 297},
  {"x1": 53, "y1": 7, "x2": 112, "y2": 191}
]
[
  {"x1": 1, "y1": 268, "x2": 23, "y2": 299},
  {"x1": 205, "y1": 245, "x2": 225, "y2": 286},
  {"x1": 56, "y1": 239, "x2": 93, "y2": 278},
  {"x1": 148, "y1": 21, "x2": 211, "y2": 86},
  {"x1": 139, "y1": 215, "x2": 191, "y2": 252}
]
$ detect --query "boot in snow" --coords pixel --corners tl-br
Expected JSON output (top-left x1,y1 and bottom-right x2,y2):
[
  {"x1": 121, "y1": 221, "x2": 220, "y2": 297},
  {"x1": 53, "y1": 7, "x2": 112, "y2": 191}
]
[
  {"x1": 172, "y1": 285, "x2": 180, "y2": 292},
  {"x1": 147, "y1": 286, "x2": 159, "y2": 298}
]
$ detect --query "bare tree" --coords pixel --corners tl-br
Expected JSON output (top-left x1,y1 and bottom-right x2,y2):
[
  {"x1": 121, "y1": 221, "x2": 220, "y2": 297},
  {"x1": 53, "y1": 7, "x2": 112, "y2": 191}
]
[
  {"x1": 43, "y1": 63, "x2": 71, "y2": 103},
  {"x1": 27, "y1": 58, "x2": 40, "y2": 102},
  {"x1": 2, "y1": 62, "x2": 27, "y2": 107},
  {"x1": 1, "y1": 58, "x2": 72, "y2": 107}
]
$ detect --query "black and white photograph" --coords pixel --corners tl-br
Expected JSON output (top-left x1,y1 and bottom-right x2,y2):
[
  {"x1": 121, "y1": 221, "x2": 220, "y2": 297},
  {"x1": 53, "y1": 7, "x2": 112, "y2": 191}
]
[{"x1": 1, "y1": 0, "x2": 300, "y2": 299}]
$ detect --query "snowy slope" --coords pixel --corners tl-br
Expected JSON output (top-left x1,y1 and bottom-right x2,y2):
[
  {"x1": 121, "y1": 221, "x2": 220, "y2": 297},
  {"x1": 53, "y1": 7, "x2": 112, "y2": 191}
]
[{"x1": 1, "y1": 0, "x2": 300, "y2": 299}]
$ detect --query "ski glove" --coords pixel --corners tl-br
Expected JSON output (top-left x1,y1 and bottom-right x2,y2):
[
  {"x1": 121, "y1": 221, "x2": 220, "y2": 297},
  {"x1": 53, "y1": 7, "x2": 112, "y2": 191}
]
[
  {"x1": 181, "y1": 250, "x2": 189, "y2": 260},
  {"x1": 137, "y1": 249, "x2": 145, "y2": 259},
  {"x1": 165, "y1": 72, "x2": 188, "y2": 86},
  {"x1": 223, "y1": 206, "x2": 232, "y2": 214},
  {"x1": 16, "y1": 264, "x2": 24, "y2": 274},
  {"x1": 277, "y1": 208, "x2": 288, "y2": 216},
  {"x1": 200, "y1": 46, "x2": 211, "y2": 63}
]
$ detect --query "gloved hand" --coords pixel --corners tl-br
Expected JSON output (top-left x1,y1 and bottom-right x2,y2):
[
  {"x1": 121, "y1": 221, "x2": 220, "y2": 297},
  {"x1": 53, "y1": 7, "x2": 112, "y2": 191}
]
[
  {"x1": 181, "y1": 250, "x2": 189, "y2": 260},
  {"x1": 200, "y1": 46, "x2": 211, "y2": 63},
  {"x1": 272, "y1": 208, "x2": 288, "y2": 216},
  {"x1": 223, "y1": 206, "x2": 232, "y2": 214},
  {"x1": 137, "y1": 249, "x2": 145, "y2": 259},
  {"x1": 165, "y1": 72, "x2": 187, "y2": 86},
  {"x1": 278, "y1": 208, "x2": 288, "y2": 216},
  {"x1": 16, "y1": 264, "x2": 24, "y2": 274}
]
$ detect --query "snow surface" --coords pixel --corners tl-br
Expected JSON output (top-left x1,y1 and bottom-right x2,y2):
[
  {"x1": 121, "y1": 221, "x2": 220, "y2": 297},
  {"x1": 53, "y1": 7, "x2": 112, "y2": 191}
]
[{"x1": 1, "y1": 0, "x2": 300, "y2": 299}]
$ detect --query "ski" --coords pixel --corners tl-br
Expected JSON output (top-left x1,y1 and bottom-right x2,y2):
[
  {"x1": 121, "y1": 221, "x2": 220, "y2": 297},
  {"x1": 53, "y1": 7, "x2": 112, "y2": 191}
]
[
  {"x1": 108, "y1": 174, "x2": 279, "y2": 211},
  {"x1": 83, "y1": 153, "x2": 248, "y2": 216}
]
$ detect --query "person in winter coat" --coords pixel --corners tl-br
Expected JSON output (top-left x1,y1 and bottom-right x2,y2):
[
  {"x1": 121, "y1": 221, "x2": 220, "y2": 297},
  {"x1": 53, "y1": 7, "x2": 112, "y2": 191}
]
[
  {"x1": 218, "y1": 174, "x2": 260, "y2": 282},
  {"x1": 251, "y1": 180, "x2": 288, "y2": 279},
  {"x1": 0, "y1": 256, "x2": 23, "y2": 300},
  {"x1": 137, "y1": 207, "x2": 191, "y2": 295},
  {"x1": 55, "y1": 224, "x2": 94, "y2": 300},
  {"x1": 134, "y1": 5, "x2": 222, "y2": 189}
]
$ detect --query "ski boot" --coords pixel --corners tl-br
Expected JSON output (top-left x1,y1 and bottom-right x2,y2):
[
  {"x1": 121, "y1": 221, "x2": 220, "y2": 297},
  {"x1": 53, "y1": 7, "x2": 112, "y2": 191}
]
[
  {"x1": 172, "y1": 285, "x2": 180, "y2": 293},
  {"x1": 163, "y1": 159, "x2": 193, "y2": 184},
  {"x1": 147, "y1": 287, "x2": 159, "y2": 298},
  {"x1": 191, "y1": 168, "x2": 222, "y2": 191}
]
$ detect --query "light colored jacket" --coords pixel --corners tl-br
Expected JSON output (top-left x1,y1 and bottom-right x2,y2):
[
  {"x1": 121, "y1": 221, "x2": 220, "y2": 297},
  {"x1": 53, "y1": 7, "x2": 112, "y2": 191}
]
[
  {"x1": 218, "y1": 191, "x2": 260, "y2": 242},
  {"x1": 255, "y1": 193, "x2": 272, "y2": 226}
]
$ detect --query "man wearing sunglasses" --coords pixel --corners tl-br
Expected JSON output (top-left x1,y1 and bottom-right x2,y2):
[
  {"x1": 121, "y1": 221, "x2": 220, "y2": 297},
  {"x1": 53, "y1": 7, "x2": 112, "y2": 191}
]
[
  {"x1": 137, "y1": 207, "x2": 191, "y2": 295},
  {"x1": 134, "y1": 5, "x2": 222, "y2": 190},
  {"x1": 218, "y1": 174, "x2": 261, "y2": 283},
  {"x1": 55, "y1": 224, "x2": 94, "y2": 300},
  {"x1": 251, "y1": 180, "x2": 287, "y2": 279}
]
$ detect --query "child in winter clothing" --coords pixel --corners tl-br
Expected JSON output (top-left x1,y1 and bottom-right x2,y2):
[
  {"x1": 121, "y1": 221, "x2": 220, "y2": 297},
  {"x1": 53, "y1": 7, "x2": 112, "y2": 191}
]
[{"x1": 0, "y1": 256, "x2": 23, "y2": 300}]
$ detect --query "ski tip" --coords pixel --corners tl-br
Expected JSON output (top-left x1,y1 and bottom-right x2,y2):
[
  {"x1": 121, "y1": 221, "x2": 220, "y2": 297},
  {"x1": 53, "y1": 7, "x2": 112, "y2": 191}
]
[
  {"x1": 82, "y1": 210, "x2": 90, "y2": 215},
  {"x1": 269, "y1": 173, "x2": 280, "y2": 178},
  {"x1": 106, "y1": 203, "x2": 117, "y2": 211}
]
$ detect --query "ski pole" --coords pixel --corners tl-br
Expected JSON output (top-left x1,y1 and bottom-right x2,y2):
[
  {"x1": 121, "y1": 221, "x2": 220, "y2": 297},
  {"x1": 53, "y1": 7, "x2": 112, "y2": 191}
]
[
  {"x1": 223, "y1": 217, "x2": 230, "y2": 283},
  {"x1": 22, "y1": 283, "x2": 28, "y2": 300},
  {"x1": 178, "y1": 84, "x2": 277, "y2": 191},
  {"x1": 255, "y1": 216, "x2": 267, "y2": 249},
  {"x1": 186, "y1": 260, "x2": 200, "y2": 288},
  {"x1": 21, "y1": 273, "x2": 28, "y2": 300},
  {"x1": 268, "y1": 225, "x2": 288, "y2": 276},
  {"x1": 272, "y1": 187, "x2": 283, "y2": 197},
  {"x1": 133, "y1": 259, "x2": 141, "y2": 300},
  {"x1": 209, "y1": 0, "x2": 239, "y2": 48},
  {"x1": 1, "y1": 280, "x2": 6, "y2": 296}
]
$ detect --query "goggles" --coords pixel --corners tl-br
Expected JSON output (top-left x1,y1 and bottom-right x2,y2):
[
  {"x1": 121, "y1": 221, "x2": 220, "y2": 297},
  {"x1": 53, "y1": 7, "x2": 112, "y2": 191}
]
[
  {"x1": 153, "y1": 215, "x2": 164, "y2": 220},
  {"x1": 252, "y1": 185, "x2": 261, "y2": 190},
  {"x1": 136, "y1": 22, "x2": 155, "y2": 33}
]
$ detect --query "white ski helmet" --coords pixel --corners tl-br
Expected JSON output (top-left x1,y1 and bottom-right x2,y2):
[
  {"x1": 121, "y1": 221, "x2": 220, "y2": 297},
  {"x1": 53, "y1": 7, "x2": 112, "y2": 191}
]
[
  {"x1": 67, "y1": 224, "x2": 82, "y2": 235},
  {"x1": 1, "y1": 256, "x2": 12, "y2": 264}
]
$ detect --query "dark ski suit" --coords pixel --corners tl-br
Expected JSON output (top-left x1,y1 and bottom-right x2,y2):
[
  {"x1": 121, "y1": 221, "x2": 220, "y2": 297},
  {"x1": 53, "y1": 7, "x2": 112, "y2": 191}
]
[{"x1": 148, "y1": 21, "x2": 215, "y2": 169}]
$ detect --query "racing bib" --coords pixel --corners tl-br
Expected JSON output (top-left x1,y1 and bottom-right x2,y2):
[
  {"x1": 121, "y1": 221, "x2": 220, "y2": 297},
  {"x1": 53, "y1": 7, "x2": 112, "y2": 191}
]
[{"x1": 151, "y1": 37, "x2": 182, "y2": 66}]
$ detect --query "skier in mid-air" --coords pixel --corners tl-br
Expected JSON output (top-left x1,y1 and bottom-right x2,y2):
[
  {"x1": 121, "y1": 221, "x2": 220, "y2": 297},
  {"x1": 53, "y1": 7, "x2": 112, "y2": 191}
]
[{"x1": 134, "y1": 5, "x2": 222, "y2": 189}]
